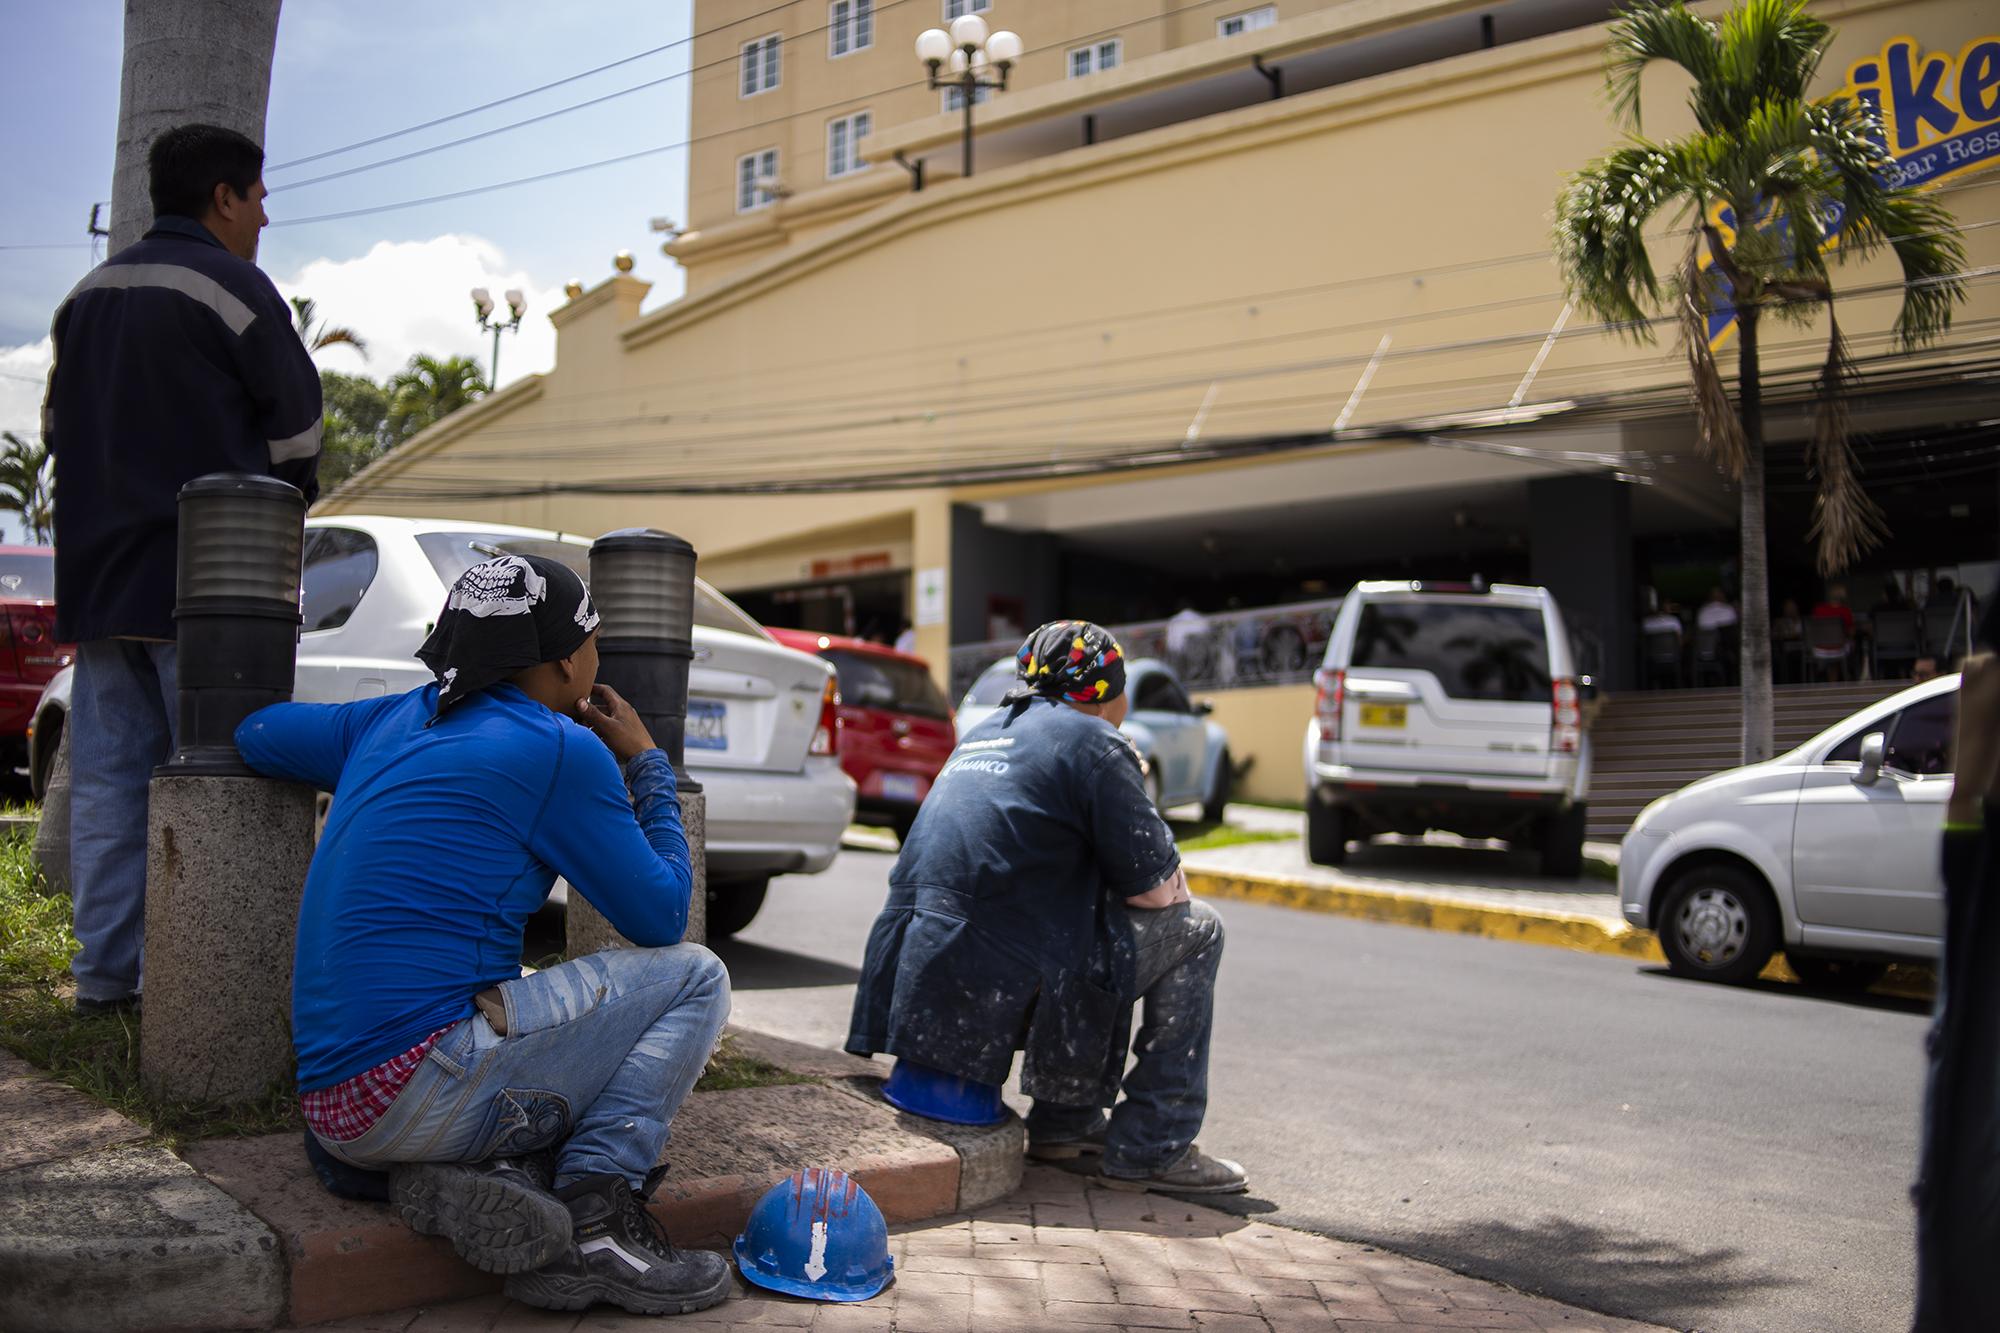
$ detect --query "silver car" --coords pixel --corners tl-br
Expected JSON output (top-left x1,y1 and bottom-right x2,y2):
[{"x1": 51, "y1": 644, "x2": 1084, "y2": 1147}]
[{"x1": 31, "y1": 515, "x2": 854, "y2": 936}]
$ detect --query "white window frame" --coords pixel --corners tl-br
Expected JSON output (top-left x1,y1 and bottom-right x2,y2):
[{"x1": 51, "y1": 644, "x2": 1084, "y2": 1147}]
[
  {"x1": 944, "y1": 0, "x2": 989, "y2": 19},
  {"x1": 1219, "y1": 6, "x2": 1278, "y2": 37},
  {"x1": 829, "y1": 0, "x2": 873, "y2": 59},
  {"x1": 1066, "y1": 38, "x2": 1122, "y2": 78},
  {"x1": 941, "y1": 83, "x2": 992, "y2": 113},
  {"x1": 826, "y1": 110, "x2": 873, "y2": 178},
  {"x1": 740, "y1": 34, "x2": 781, "y2": 97},
  {"x1": 737, "y1": 148, "x2": 780, "y2": 213}
]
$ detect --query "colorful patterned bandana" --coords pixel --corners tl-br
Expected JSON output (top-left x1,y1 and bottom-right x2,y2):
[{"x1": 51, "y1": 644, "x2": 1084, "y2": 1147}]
[
  {"x1": 415, "y1": 554, "x2": 600, "y2": 718},
  {"x1": 1002, "y1": 620, "x2": 1126, "y2": 706}
]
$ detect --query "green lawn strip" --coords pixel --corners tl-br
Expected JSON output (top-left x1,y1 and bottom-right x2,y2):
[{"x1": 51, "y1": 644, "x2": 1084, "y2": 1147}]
[
  {"x1": 2, "y1": 829, "x2": 804, "y2": 1147},
  {"x1": 1172, "y1": 823, "x2": 1297, "y2": 853}
]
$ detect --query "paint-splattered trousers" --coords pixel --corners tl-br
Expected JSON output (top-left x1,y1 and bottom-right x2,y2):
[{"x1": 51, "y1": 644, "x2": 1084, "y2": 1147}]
[
  {"x1": 313, "y1": 944, "x2": 731, "y2": 1191},
  {"x1": 1028, "y1": 898, "x2": 1225, "y2": 1175}
]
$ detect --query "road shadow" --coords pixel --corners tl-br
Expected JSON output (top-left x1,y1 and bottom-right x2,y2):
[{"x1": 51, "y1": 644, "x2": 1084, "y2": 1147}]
[
  {"x1": 711, "y1": 938, "x2": 863, "y2": 991},
  {"x1": 1634, "y1": 965, "x2": 1935, "y2": 1016},
  {"x1": 1368, "y1": 1212, "x2": 1796, "y2": 1328}
]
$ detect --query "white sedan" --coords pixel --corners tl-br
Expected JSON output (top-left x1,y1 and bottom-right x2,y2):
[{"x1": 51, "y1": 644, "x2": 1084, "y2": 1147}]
[
  {"x1": 1619, "y1": 674, "x2": 1957, "y2": 988},
  {"x1": 32, "y1": 515, "x2": 855, "y2": 936}
]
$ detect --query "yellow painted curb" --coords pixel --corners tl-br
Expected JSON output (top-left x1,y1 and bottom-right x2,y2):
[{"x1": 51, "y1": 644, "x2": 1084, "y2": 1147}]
[
  {"x1": 1185, "y1": 867, "x2": 1937, "y2": 998},
  {"x1": 1185, "y1": 868, "x2": 1666, "y2": 962}
]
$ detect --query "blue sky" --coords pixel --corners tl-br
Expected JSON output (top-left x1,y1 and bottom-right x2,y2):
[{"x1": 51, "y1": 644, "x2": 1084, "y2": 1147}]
[{"x1": 0, "y1": 0, "x2": 698, "y2": 454}]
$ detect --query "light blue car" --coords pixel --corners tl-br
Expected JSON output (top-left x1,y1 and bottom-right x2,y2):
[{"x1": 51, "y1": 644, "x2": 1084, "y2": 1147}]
[{"x1": 954, "y1": 656, "x2": 1233, "y2": 820}]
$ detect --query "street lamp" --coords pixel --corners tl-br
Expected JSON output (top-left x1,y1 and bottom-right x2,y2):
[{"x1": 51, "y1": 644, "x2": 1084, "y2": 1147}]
[
  {"x1": 470, "y1": 285, "x2": 526, "y2": 387},
  {"x1": 916, "y1": 16, "x2": 1021, "y2": 179}
]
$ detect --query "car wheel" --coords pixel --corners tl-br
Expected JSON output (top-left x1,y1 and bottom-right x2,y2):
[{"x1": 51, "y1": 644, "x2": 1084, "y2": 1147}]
[
  {"x1": 1144, "y1": 765, "x2": 1164, "y2": 815},
  {"x1": 30, "y1": 713, "x2": 61, "y2": 802},
  {"x1": 1201, "y1": 749, "x2": 1232, "y2": 824},
  {"x1": 1657, "y1": 865, "x2": 1777, "y2": 985},
  {"x1": 1306, "y1": 799, "x2": 1348, "y2": 866},
  {"x1": 1787, "y1": 955, "x2": 1889, "y2": 993},
  {"x1": 706, "y1": 877, "x2": 770, "y2": 939},
  {"x1": 1538, "y1": 804, "x2": 1587, "y2": 878}
]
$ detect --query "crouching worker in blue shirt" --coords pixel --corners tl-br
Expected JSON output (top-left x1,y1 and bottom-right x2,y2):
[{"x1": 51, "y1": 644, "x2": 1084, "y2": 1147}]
[
  {"x1": 847, "y1": 620, "x2": 1247, "y2": 1194},
  {"x1": 235, "y1": 554, "x2": 732, "y2": 1317}
]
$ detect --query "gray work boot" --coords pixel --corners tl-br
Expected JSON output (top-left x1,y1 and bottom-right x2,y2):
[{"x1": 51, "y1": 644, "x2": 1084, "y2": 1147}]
[
  {"x1": 505, "y1": 1173, "x2": 732, "y2": 1316},
  {"x1": 1101, "y1": 1145, "x2": 1250, "y2": 1195},
  {"x1": 1028, "y1": 1121, "x2": 1108, "y2": 1163},
  {"x1": 390, "y1": 1154, "x2": 571, "y2": 1273}
]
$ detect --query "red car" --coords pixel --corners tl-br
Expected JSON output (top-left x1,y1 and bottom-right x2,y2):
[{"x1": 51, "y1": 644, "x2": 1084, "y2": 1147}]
[
  {"x1": 0, "y1": 546, "x2": 72, "y2": 787},
  {"x1": 768, "y1": 630, "x2": 955, "y2": 842}
]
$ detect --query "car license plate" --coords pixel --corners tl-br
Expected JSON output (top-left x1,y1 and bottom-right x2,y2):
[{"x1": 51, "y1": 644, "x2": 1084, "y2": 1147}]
[
  {"x1": 686, "y1": 699, "x2": 727, "y2": 750},
  {"x1": 881, "y1": 773, "x2": 921, "y2": 802},
  {"x1": 1360, "y1": 703, "x2": 1407, "y2": 729}
]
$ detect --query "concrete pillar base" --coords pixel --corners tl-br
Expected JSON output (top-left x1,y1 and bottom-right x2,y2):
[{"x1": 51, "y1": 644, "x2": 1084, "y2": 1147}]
[
  {"x1": 140, "y1": 775, "x2": 315, "y2": 1105},
  {"x1": 567, "y1": 788, "x2": 706, "y2": 955},
  {"x1": 32, "y1": 728, "x2": 72, "y2": 897}
]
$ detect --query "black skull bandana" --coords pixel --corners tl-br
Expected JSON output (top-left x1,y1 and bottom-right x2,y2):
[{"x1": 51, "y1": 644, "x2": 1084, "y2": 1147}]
[{"x1": 415, "y1": 554, "x2": 601, "y2": 719}]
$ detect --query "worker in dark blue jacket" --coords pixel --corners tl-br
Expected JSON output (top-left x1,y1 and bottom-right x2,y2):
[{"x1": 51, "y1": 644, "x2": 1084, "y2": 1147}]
[
  {"x1": 236, "y1": 554, "x2": 733, "y2": 1318},
  {"x1": 42, "y1": 123, "x2": 322, "y2": 1014}
]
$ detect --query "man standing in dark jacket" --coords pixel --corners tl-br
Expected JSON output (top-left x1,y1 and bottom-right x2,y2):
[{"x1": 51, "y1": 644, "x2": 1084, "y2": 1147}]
[
  {"x1": 847, "y1": 621, "x2": 1247, "y2": 1194},
  {"x1": 42, "y1": 123, "x2": 322, "y2": 1013}
]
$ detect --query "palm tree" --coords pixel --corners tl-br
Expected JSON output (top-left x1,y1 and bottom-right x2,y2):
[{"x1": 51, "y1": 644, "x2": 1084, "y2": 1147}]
[
  {"x1": 1553, "y1": 0, "x2": 1965, "y2": 763},
  {"x1": 386, "y1": 354, "x2": 488, "y2": 443},
  {"x1": 0, "y1": 432, "x2": 54, "y2": 544},
  {"x1": 291, "y1": 296, "x2": 369, "y2": 361},
  {"x1": 109, "y1": 1, "x2": 281, "y2": 254}
]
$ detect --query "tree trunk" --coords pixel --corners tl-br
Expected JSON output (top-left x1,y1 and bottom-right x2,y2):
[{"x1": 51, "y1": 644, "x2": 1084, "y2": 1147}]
[
  {"x1": 1737, "y1": 309, "x2": 1775, "y2": 763},
  {"x1": 110, "y1": 0, "x2": 283, "y2": 255}
]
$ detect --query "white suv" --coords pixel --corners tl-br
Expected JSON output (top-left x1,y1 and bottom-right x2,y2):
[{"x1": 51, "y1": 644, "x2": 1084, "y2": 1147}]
[{"x1": 1302, "y1": 582, "x2": 1592, "y2": 876}]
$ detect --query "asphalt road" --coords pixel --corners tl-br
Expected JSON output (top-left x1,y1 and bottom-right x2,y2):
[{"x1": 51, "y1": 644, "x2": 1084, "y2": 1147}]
[{"x1": 713, "y1": 842, "x2": 1931, "y2": 1333}]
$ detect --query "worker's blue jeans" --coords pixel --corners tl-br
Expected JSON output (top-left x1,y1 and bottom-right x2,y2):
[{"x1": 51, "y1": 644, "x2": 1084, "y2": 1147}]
[
  {"x1": 69, "y1": 639, "x2": 178, "y2": 1004},
  {"x1": 1028, "y1": 898, "x2": 1225, "y2": 1176},
  {"x1": 314, "y1": 943, "x2": 731, "y2": 1191}
]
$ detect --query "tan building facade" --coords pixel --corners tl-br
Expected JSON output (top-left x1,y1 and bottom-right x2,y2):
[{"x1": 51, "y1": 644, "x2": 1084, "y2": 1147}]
[{"x1": 323, "y1": 0, "x2": 2000, "y2": 800}]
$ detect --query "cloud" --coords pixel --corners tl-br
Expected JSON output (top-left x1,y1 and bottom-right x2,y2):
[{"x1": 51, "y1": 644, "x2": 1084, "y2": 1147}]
[
  {"x1": 276, "y1": 234, "x2": 565, "y2": 388},
  {"x1": 0, "y1": 338, "x2": 53, "y2": 443}
]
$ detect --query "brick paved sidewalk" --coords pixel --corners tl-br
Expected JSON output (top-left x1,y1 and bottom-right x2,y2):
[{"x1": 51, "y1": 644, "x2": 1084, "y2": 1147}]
[{"x1": 288, "y1": 1166, "x2": 1671, "y2": 1333}]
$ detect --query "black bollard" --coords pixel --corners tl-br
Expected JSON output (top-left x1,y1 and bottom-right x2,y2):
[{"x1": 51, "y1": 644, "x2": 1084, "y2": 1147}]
[{"x1": 569, "y1": 528, "x2": 708, "y2": 951}]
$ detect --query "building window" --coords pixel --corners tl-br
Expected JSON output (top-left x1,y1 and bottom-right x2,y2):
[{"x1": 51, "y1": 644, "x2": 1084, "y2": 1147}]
[
  {"x1": 829, "y1": 0, "x2": 873, "y2": 58},
  {"x1": 827, "y1": 111, "x2": 873, "y2": 177},
  {"x1": 1067, "y1": 38, "x2": 1121, "y2": 78},
  {"x1": 737, "y1": 148, "x2": 779, "y2": 212},
  {"x1": 1219, "y1": 6, "x2": 1278, "y2": 37},
  {"x1": 740, "y1": 34, "x2": 781, "y2": 96},
  {"x1": 941, "y1": 83, "x2": 992, "y2": 113},
  {"x1": 944, "y1": 0, "x2": 989, "y2": 18}
]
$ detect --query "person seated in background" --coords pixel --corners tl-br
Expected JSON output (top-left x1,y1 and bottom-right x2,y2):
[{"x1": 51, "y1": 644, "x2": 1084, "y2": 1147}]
[
  {"x1": 1914, "y1": 656, "x2": 1941, "y2": 684},
  {"x1": 234, "y1": 554, "x2": 732, "y2": 1318},
  {"x1": 1880, "y1": 579, "x2": 1911, "y2": 612},
  {"x1": 1813, "y1": 584, "x2": 1856, "y2": 637},
  {"x1": 1928, "y1": 575, "x2": 1961, "y2": 609},
  {"x1": 848, "y1": 620, "x2": 1247, "y2": 1195},
  {"x1": 1643, "y1": 600, "x2": 1685, "y2": 642},
  {"x1": 1772, "y1": 598, "x2": 1806, "y2": 683},
  {"x1": 1696, "y1": 588, "x2": 1739, "y2": 632}
]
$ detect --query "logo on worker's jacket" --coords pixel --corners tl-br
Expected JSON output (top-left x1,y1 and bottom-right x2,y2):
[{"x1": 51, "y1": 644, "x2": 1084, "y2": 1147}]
[{"x1": 448, "y1": 556, "x2": 547, "y2": 617}]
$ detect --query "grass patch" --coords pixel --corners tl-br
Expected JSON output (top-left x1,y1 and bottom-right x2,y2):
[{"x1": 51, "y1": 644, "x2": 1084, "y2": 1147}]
[
  {"x1": 1172, "y1": 822, "x2": 1298, "y2": 852},
  {"x1": 694, "y1": 1035, "x2": 814, "y2": 1092},
  {"x1": 0, "y1": 800, "x2": 39, "y2": 820},
  {"x1": 0, "y1": 828, "x2": 300, "y2": 1145}
]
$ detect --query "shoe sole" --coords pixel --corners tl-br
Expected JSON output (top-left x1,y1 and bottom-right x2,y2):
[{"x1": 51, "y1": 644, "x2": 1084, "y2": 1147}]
[
  {"x1": 391, "y1": 1163, "x2": 572, "y2": 1274},
  {"x1": 1026, "y1": 1142, "x2": 1105, "y2": 1162},
  {"x1": 1099, "y1": 1174, "x2": 1251, "y2": 1196},
  {"x1": 504, "y1": 1263, "x2": 733, "y2": 1315}
]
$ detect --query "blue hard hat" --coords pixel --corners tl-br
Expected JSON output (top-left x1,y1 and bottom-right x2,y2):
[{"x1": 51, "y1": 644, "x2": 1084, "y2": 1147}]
[
  {"x1": 733, "y1": 1168, "x2": 894, "y2": 1302},
  {"x1": 882, "y1": 1058, "x2": 1008, "y2": 1126}
]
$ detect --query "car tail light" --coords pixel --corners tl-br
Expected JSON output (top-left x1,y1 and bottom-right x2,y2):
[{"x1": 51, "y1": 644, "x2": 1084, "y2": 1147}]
[
  {"x1": 810, "y1": 677, "x2": 840, "y2": 757},
  {"x1": 1552, "y1": 676, "x2": 1581, "y2": 754},
  {"x1": 1313, "y1": 667, "x2": 1345, "y2": 744}
]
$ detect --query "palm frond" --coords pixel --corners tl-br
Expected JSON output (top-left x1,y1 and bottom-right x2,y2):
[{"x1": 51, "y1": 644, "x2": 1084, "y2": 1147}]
[
  {"x1": 1676, "y1": 236, "x2": 1747, "y2": 478},
  {"x1": 1553, "y1": 141, "x2": 1697, "y2": 335},
  {"x1": 310, "y1": 327, "x2": 370, "y2": 358},
  {"x1": 1804, "y1": 311, "x2": 1885, "y2": 573},
  {"x1": 1605, "y1": 2, "x2": 1718, "y2": 130},
  {"x1": 1717, "y1": 0, "x2": 1827, "y2": 115}
]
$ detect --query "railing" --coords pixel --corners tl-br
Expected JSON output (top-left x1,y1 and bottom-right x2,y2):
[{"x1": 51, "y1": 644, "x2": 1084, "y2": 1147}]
[{"x1": 948, "y1": 597, "x2": 1345, "y2": 700}]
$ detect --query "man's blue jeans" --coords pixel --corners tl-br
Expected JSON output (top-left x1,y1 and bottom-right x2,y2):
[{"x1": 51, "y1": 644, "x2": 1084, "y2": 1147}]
[
  {"x1": 315, "y1": 944, "x2": 731, "y2": 1190},
  {"x1": 69, "y1": 639, "x2": 177, "y2": 1003},
  {"x1": 1028, "y1": 898, "x2": 1225, "y2": 1175}
]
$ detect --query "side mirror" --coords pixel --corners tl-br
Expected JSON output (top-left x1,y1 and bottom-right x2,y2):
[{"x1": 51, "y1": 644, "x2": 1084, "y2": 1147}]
[
  {"x1": 1856, "y1": 731, "x2": 1886, "y2": 786},
  {"x1": 1193, "y1": 698, "x2": 1215, "y2": 716}
]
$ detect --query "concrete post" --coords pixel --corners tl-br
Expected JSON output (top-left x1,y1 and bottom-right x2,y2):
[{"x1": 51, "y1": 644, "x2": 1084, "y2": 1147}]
[
  {"x1": 141, "y1": 777, "x2": 314, "y2": 1103},
  {"x1": 565, "y1": 788, "x2": 706, "y2": 954},
  {"x1": 31, "y1": 728, "x2": 71, "y2": 896}
]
